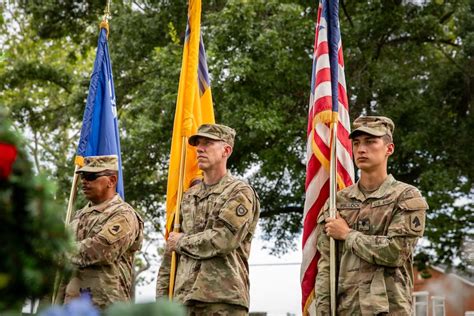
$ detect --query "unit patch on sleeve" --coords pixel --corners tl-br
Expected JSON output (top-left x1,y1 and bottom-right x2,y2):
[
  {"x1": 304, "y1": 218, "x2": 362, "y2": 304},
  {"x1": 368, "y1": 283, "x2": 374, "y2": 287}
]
[
  {"x1": 410, "y1": 215, "x2": 422, "y2": 232},
  {"x1": 236, "y1": 204, "x2": 248, "y2": 217},
  {"x1": 109, "y1": 223, "x2": 121, "y2": 235}
]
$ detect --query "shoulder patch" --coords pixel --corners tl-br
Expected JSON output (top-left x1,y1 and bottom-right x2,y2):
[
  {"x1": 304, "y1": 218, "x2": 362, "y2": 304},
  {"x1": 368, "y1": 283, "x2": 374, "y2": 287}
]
[
  {"x1": 399, "y1": 197, "x2": 429, "y2": 211},
  {"x1": 109, "y1": 223, "x2": 122, "y2": 235},
  {"x1": 236, "y1": 204, "x2": 248, "y2": 216},
  {"x1": 410, "y1": 214, "x2": 423, "y2": 232},
  {"x1": 99, "y1": 216, "x2": 131, "y2": 244},
  {"x1": 218, "y1": 190, "x2": 253, "y2": 232}
]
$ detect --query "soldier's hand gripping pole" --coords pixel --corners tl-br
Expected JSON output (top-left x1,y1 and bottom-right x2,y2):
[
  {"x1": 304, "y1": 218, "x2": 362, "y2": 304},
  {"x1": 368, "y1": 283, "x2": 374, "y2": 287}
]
[{"x1": 169, "y1": 137, "x2": 187, "y2": 300}]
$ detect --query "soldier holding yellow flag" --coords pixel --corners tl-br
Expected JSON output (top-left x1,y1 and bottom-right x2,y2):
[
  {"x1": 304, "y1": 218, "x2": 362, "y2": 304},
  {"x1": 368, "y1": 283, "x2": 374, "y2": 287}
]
[{"x1": 156, "y1": 124, "x2": 260, "y2": 315}]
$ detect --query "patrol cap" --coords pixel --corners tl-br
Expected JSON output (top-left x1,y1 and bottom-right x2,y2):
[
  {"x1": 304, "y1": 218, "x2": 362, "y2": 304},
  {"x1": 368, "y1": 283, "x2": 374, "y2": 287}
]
[
  {"x1": 188, "y1": 124, "x2": 236, "y2": 147},
  {"x1": 349, "y1": 116, "x2": 395, "y2": 139},
  {"x1": 76, "y1": 155, "x2": 118, "y2": 173}
]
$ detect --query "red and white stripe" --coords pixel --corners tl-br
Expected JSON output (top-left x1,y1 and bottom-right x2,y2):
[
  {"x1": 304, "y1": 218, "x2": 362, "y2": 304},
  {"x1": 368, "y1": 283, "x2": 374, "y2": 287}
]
[{"x1": 301, "y1": 4, "x2": 354, "y2": 315}]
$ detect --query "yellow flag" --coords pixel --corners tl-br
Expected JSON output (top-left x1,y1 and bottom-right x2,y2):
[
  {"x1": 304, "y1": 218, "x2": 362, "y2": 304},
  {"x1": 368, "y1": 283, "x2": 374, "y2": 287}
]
[{"x1": 165, "y1": 0, "x2": 215, "y2": 237}]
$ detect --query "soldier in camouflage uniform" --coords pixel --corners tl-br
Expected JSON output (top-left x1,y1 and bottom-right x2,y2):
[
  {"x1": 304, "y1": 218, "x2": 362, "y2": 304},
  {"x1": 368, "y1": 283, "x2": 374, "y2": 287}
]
[
  {"x1": 156, "y1": 124, "x2": 260, "y2": 315},
  {"x1": 315, "y1": 116, "x2": 428, "y2": 315},
  {"x1": 64, "y1": 155, "x2": 144, "y2": 309}
]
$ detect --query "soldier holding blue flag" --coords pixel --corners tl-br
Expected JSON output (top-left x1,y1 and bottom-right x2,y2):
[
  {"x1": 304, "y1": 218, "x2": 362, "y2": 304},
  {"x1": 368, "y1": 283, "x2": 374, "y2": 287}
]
[
  {"x1": 59, "y1": 17, "x2": 142, "y2": 308},
  {"x1": 63, "y1": 155, "x2": 143, "y2": 309}
]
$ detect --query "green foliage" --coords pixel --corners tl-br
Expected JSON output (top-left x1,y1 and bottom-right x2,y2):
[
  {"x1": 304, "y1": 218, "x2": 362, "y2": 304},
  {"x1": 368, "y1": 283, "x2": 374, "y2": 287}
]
[
  {"x1": 105, "y1": 300, "x2": 185, "y2": 316},
  {"x1": 1, "y1": 0, "x2": 473, "y2": 271},
  {"x1": 0, "y1": 109, "x2": 72, "y2": 311},
  {"x1": 340, "y1": 0, "x2": 474, "y2": 269}
]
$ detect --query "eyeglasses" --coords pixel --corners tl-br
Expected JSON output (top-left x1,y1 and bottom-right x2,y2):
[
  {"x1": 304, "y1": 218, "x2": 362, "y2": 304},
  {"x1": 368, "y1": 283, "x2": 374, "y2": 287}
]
[{"x1": 79, "y1": 172, "x2": 113, "y2": 181}]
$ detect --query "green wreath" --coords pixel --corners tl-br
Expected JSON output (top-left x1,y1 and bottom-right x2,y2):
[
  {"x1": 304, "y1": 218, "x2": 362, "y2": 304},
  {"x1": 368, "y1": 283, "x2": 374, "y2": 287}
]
[{"x1": 0, "y1": 108, "x2": 72, "y2": 311}]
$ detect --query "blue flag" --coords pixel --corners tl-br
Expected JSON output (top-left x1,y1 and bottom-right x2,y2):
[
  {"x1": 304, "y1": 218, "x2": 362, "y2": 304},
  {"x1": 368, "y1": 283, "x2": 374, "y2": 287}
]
[{"x1": 76, "y1": 26, "x2": 124, "y2": 199}]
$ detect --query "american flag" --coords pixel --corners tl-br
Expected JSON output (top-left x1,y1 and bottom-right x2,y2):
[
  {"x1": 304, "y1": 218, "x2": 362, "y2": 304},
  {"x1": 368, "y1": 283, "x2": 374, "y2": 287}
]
[{"x1": 301, "y1": 0, "x2": 354, "y2": 314}]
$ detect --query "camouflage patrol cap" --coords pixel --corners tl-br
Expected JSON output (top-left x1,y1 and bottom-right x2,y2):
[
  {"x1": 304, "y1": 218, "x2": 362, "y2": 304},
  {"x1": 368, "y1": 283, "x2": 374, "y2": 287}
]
[
  {"x1": 188, "y1": 124, "x2": 236, "y2": 147},
  {"x1": 349, "y1": 116, "x2": 395, "y2": 139},
  {"x1": 76, "y1": 155, "x2": 118, "y2": 173}
]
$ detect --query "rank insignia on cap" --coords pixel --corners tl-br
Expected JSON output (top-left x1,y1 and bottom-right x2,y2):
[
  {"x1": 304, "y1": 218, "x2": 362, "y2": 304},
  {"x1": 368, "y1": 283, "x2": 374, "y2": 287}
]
[{"x1": 236, "y1": 204, "x2": 248, "y2": 216}]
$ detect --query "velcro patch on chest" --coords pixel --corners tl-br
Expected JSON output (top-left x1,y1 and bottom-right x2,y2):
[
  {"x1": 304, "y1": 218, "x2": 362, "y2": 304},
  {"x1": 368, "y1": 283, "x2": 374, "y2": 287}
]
[
  {"x1": 358, "y1": 218, "x2": 370, "y2": 231},
  {"x1": 337, "y1": 202, "x2": 361, "y2": 209},
  {"x1": 371, "y1": 198, "x2": 394, "y2": 208},
  {"x1": 236, "y1": 204, "x2": 248, "y2": 216}
]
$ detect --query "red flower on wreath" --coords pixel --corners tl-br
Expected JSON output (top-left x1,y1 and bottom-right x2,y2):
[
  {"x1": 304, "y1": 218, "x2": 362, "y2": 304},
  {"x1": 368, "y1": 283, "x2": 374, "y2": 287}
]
[{"x1": 0, "y1": 143, "x2": 18, "y2": 180}]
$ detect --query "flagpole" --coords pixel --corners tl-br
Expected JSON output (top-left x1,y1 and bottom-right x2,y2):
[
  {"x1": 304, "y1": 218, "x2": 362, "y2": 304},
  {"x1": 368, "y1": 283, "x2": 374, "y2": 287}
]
[
  {"x1": 168, "y1": 136, "x2": 187, "y2": 299},
  {"x1": 51, "y1": 164, "x2": 80, "y2": 304},
  {"x1": 52, "y1": 3, "x2": 112, "y2": 302},
  {"x1": 329, "y1": 121, "x2": 338, "y2": 316},
  {"x1": 65, "y1": 165, "x2": 80, "y2": 225}
]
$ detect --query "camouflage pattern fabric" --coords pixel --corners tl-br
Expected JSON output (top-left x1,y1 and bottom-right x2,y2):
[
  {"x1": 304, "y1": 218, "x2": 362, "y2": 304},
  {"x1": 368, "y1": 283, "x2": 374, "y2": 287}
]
[
  {"x1": 349, "y1": 116, "x2": 395, "y2": 139},
  {"x1": 64, "y1": 194, "x2": 144, "y2": 309},
  {"x1": 188, "y1": 124, "x2": 236, "y2": 147},
  {"x1": 315, "y1": 175, "x2": 428, "y2": 316},
  {"x1": 186, "y1": 302, "x2": 247, "y2": 316},
  {"x1": 77, "y1": 155, "x2": 119, "y2": 173},
  {"x1": 156, "y1": 173, "x2": 260, "y2": 310}
]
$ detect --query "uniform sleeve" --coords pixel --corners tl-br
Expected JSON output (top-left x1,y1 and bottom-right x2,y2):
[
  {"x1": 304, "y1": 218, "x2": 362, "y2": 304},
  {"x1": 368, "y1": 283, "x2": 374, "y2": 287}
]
[
  {"x1": 314, "y1": 202, "x2": 330, "y2": 315},
  {"x1": 176, "y1": 186, "x2": 256, "y2": 259},
  {"x1": 70, "y1": 209, "x2": 140, "y2": 267},
  {"x1": 345, "y1": 188, "x2": 428, "y2": 267},
  {"x1": 156, "y1": 251, "x2": 171, "y2": 299}
]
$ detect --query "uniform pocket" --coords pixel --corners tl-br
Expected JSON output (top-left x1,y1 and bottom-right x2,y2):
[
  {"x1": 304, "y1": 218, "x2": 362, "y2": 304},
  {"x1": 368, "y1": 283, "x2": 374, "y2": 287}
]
[
  {"x1": 65, "y1": 276, "x2": 81, "y2": 300},
  {"x1": 370, "y1": 268, "x2": 389, "y2": 314}
]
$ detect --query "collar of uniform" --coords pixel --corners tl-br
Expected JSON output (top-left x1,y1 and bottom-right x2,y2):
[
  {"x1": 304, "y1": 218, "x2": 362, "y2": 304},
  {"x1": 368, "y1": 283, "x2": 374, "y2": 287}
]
[
  {"x1": 83, "y1": 193, "x2": 122, "y2": 213},
  {"x1": 346, "y1": 184, "x2": 365, "y2": 201},
  {"x1": 348, "y1": 174, "x2": 396, "y2": 201},
  {"x1": 193, "y1": 172, "x2": 233, "y2": 199}
]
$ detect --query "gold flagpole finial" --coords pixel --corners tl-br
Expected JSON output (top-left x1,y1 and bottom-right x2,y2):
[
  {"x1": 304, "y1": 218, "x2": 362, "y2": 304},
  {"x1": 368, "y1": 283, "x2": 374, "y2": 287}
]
[
  {"x1": 100, "y1": 0, "x2": 111, "y2": 38},
  {"x1": 103, "y1": 0, "x2": 111, "y2": 21}
]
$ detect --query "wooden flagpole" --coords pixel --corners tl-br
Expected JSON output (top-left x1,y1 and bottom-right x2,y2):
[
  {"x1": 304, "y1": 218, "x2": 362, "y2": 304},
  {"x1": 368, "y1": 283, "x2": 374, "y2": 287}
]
[
  {"x1": 65, "y1": 166, "x2": 80, "y2": 225},
  {"x1": 329, "y1": 121, "x2": 338, "y2": 316},
  {"x1": 51, "y1": 1, "x2": 112, "y2": 303},
  {"x1": 51, "y1": 165, "x2": 80, "y2": 304},
  {"x1": 168, "y1": 137, "x2": 187, "y2": 299}
]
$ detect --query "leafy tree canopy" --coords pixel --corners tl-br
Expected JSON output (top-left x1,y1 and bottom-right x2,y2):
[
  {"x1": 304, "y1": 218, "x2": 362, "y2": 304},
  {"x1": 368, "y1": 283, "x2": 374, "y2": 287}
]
[{"x1": 1, "y1": 0, "x2": 473, "y2": 270}]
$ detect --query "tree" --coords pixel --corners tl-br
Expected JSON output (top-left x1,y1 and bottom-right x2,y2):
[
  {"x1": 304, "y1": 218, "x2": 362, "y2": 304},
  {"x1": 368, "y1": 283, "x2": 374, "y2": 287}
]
[
  {"x1": 340, "y1": 0, "x2": 474, "y2": 269},
  {"x1": 1, "y1": 0, "x2": 473, "y2": 271}
]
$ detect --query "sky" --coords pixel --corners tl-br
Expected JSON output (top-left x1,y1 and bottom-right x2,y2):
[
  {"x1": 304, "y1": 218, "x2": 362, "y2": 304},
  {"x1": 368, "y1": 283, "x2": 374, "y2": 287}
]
[{"x1": 136, "y1": 228, "x2": 303, "y2": 316}]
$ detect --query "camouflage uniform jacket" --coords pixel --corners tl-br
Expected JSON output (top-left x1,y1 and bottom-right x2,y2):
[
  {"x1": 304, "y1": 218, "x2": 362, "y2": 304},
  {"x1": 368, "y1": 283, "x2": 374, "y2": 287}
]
[
  {"x1": 156, "y1": 173, "x2": 260, "y2": 309},
  {"x1": 315, "y1": 175, "x2": 428, "y2": 315},
  {"x1": 65, "y1": 194, "x2": 144, "y2": 309}
]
